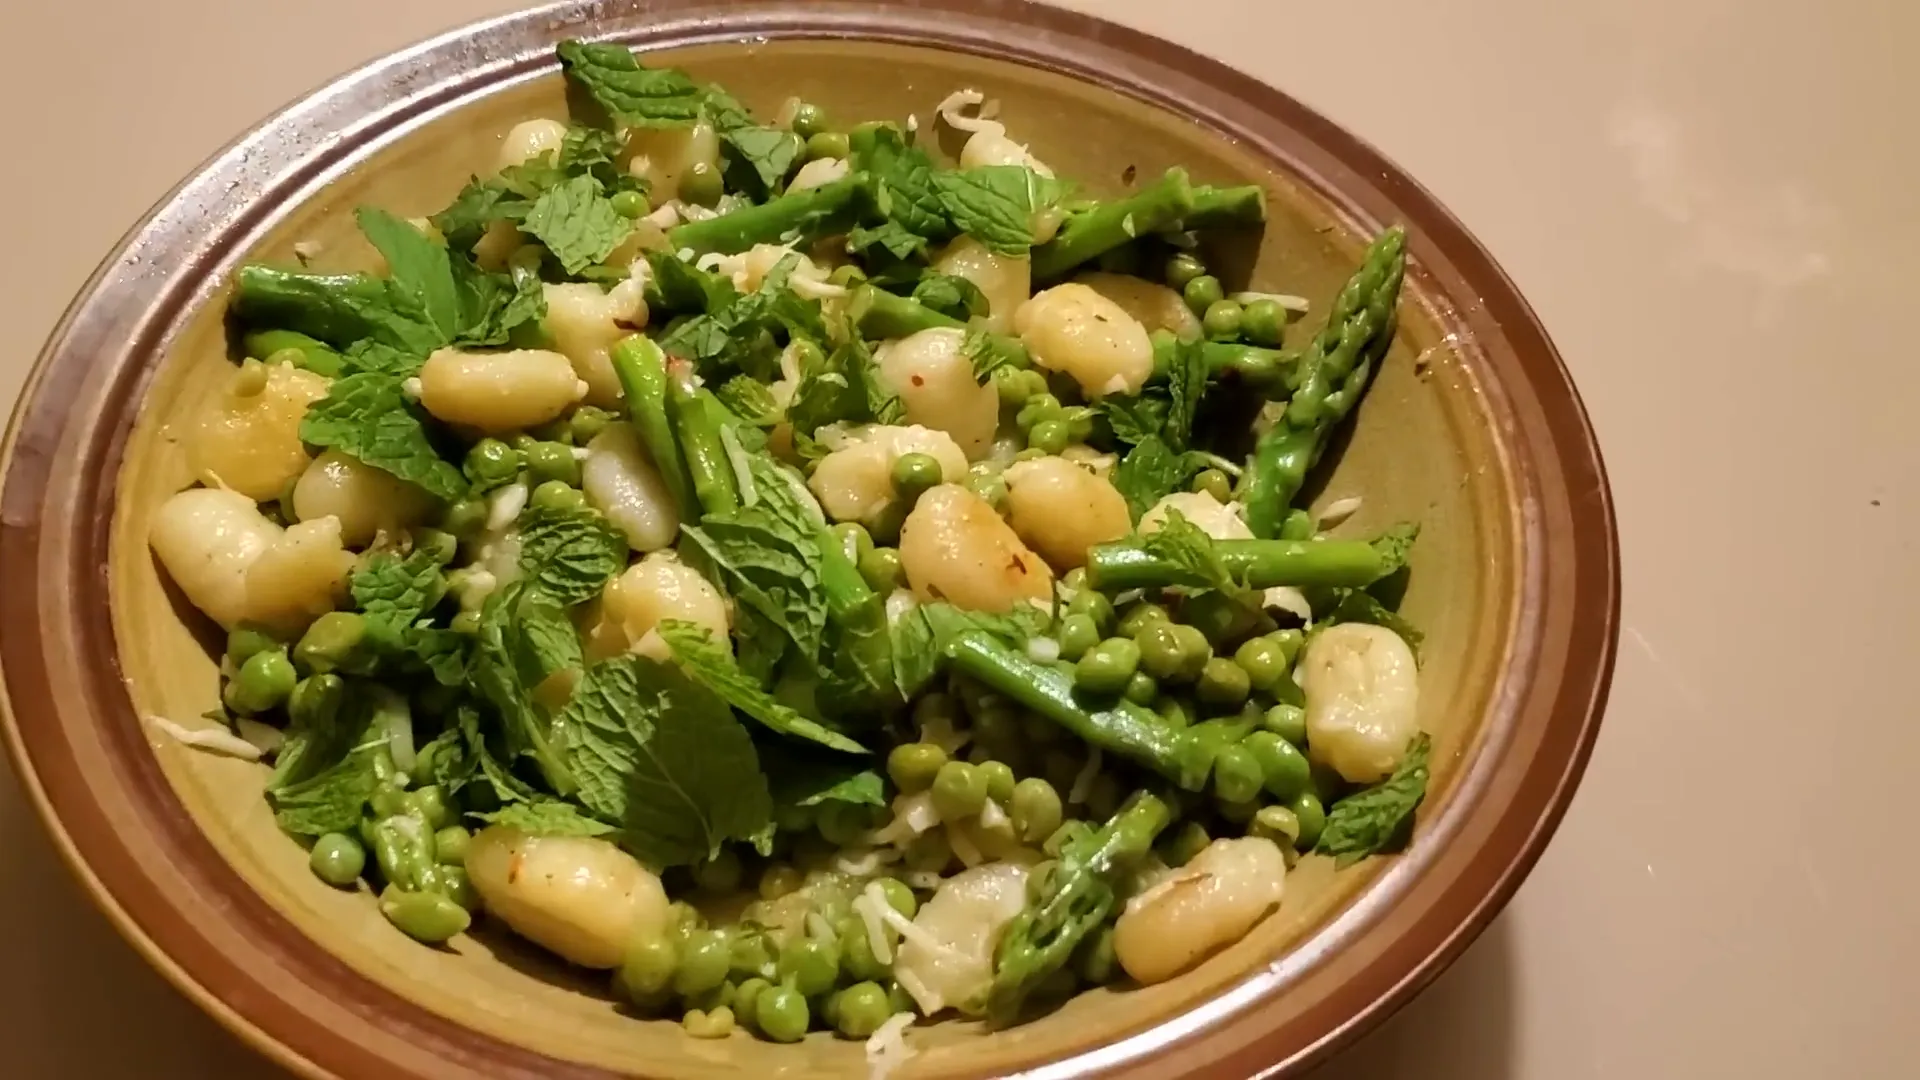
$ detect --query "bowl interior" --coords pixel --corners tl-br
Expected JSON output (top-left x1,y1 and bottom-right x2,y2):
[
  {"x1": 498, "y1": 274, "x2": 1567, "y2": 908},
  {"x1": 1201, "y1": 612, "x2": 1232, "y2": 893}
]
[{"x1": 100, "y1": 35, "x2": 1518, "y2": 1080}]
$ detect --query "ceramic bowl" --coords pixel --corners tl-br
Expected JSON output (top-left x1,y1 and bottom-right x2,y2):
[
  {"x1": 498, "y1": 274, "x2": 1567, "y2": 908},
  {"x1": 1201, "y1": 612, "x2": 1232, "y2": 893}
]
[{"x1": 0, "y1": 1, "x2": 1617, "y2": 1076}]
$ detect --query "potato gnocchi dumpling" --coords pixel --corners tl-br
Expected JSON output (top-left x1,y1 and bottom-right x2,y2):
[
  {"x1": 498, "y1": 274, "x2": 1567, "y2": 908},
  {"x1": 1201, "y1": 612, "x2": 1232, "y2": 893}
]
[{"x1": 184, "y1": 361, "x2": 330, "y2": 501}]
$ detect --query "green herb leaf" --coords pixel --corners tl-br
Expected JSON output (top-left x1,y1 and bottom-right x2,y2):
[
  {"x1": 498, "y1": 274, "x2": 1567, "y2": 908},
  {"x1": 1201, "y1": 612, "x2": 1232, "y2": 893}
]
[
  {"x1": 350, "y1": 548, "x2": 447, "y2": 639},
  {"x1": 912, "y1": 274, "x2": 989, "y2": 321},
  {"x1": 479, "y1": 799, "x2": 617, "y2": 837},
  {"x1": 521, "y1": 175, "x2": 634, "y2": 275},
  {"x1": 1315, "y1": 734, "x2": 1431, "y2": 866},
  {"x1": 714, "y1": 375, "x2": 782, "y2": 428},
  {"x1": 458, "y1": 704, "x2": 543, "y2": 805},
  {"x1": 933, "y1": 165, "x2": 1059, "y2": 255},
  {"x1": 562, "y1": 654, "x2": 773, "y2": 868},
  {"x1": 723, "y1": 126, "x2": 804, "y2": 196},
  {"x1": 846, "y1": 221, "x2": 930, "y2": 263},
  {"x1": 849, "y1": 125, "x2": 951, "y2": 242},
  {"x1": 1110, "y1": 435, "x2": 1203, "y2": 521},
  {"x1": 767, "y1": 756, "x2": 886, "y2": 812},
  {"x1": 300, "y1": 373, "x2": 468, "y2": 501},
  {"x1": 413, "y1": 727, "x2": 473, "y2": 793},
  {"x1": 1135, "y1": 509, "x2": 1237, "y2": 592},
  {"x1": 231, "y1": 266, "x2": 444, "y2": 357},
  {"x1": 891, "y1": 600, "x2": 1054, "y2": 699},
  {"x1": 269, "y1": 743, "x2": 385, "y2": 837},
  {"x1": 515, "y1": 504, "x2": 629, "y2": 606},
  {"x1": 356, "y1": 207, "x2": 462, "y2": 342},
  {"x1": 1162, "y1": 335, "x2": 1209, "y2": 452},
  {"x1": 787, "y1": 336, "x2": 899, "y2": 437},
  {"x1": 1100, "y1": 393, "x2": 1169, "y2": 447},
  {"x1": 644, "y1": 249, "x2": 739, "y2": 314},
  {"x1": 472, "y1": 583, "x2": 579, "y2": 794},
  {"x1": 656, "y1": 620, "x2": 866, "y2": 753},
  {"x1": 450, "y1": 258, "x2": 547, "y2": 347},
  {"x1": 433, "y1": 177, "x2": 528, "y2": 253},
  {"x1": 961, "y1": 325, "x2": 1027, "y2": 383},
  {"x1": 557, "y1": 40, "x2": 711, "y2": 128},
  {"x1": 338, "y1": 340, "x2": 426, "y2": 377},
  {"x1": 681, "y1": 507, "x2": 828, "y2": 664}
]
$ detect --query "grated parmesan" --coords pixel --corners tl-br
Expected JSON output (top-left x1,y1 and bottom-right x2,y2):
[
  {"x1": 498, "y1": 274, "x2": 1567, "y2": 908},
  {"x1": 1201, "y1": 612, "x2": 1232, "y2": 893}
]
[
  {"x1": 858, "y1": 884, "x2": 895, "y2": 964},
  {"x1": 486, "y1": 481, "x2": 528, "y2": 533},
  {"x1": 1315, "y1": 495, "x2": 1365, "y2": 531},
  {"x1": 147, "y1": 715, "x2": 262, "y2": 760},
  {"x1": 934, "y1": 89, "x2": 996, "y2": 134},
  {"x1": 234, "y1": 717, "x2": 284, "y2": 756},
  {"x1": 1026, "y1": 637, "x2": 1061, "y2": 663},
  {"x1": 865, "y1": 1012, "x2": 919, "y2": 1080},
  {"x1": 1229, "y1": 290, "x2": 1311, "y2": 312},
  {"x1": 947, "y1": 821, "x2": 984, "y2": 867}
]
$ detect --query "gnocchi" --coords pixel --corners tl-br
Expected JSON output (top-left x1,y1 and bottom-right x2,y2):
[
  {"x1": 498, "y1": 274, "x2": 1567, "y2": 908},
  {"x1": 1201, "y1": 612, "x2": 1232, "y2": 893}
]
[
  {"x1": 807, "y1": 425, "x2": 969, "y2": 530},
  {"x1": 148, "y1": 488, "x2": 283, "y2": 630},
  {"x1": 1299, "y1": 623, "x2": 1421, "y2": 784},
  {"x1": 1014, "y1": 283, "x2": 1154, "y2": 398},
  {"x1": 626, "y1": 121, "x2": 719, "y2": 204},
  {"x1": 898, "y1": 484, "x2": 1054, "y2": 612},
  {"x1": 184, "y1": 361, "x2": 330, "y2": 501},
  {"x1": 931, "y1": 236, "x2": 1031, "y2": 334},
  {"x1": 543, "y1": 282, "x2": 649, "y2": 408},
  {"x1": 892, "y1": 861, "x2": 1030, "y2": 1016},
  {"x1": 874, "y1": 329, "x2": 1000, "y2": 459},
  {"x1": 243, "y1": 516, "x2": 355, "y2": 634},
  {"x1": 464, "y1": 827, "x2": 671, "y2": 969},
  {"x1": 290, "y1": 449, "x2": 437, "y2": 548},
  {"x1": 497, "y1": 118, "x2": 568, "y2": 171},
  {"x1": 1112, "y1": 837, "x2": 1287, "y2": 985},
  {"x1": 585, "y1": 552, "x2": 729, "y2": 662},
  {"x1": 415, "y1": 347, "x2": 585, "y2": 432},
  {"x1": 580, "y1": 423, "x2": 681, "y2": 553},
  {"x1": 1001, "y1": 455, "x2": 1131, "y2": 570},
  {"x1": 1074, "y1": 271, "x2": 1203, "y2": 340}
]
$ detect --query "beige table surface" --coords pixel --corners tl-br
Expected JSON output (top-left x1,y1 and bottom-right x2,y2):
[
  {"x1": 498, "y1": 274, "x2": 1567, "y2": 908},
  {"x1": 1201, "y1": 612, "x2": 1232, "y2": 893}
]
[{"x1": 2, "y1": 0, "x2": 1915, "y2": 1076}]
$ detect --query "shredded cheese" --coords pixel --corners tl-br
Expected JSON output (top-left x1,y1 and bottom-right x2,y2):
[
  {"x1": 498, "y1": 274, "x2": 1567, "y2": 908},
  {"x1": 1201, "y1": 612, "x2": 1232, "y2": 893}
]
[
  {"x1": 865, "y1": 1012, "x2": 919, "y2": 1080},
  {"x1": 1230, "y1": 290, "x2": 1311, "y2": 312},
  {"x1": 934, "y1": 88, "x2": 997, "y2": 134},
  {"x1": 858, "y1": 884, "x2": 896, "y2": 964},
  {"x1": 978, "y1": 798, "x2": 1011, "y2": 834},
  {"x1": 234, "y1": 717, "x2": 284, "y2": 756},
  {"x1": 1263, "y1": 586, "x2": 1313, "y2": 622},
  {"x1": 147, "y1": 715, "x2": 262, "y2": 760},
  {"x1": 1315, "y1": 495, "x2": 1365, "y2": 530},
  {"x1": 486, "y1": 481, "x2": 528, "y2": 533},
  {"x1": 1068, "y1": 747, "x2": 1103, "y2": 806},
  {"x1": 834, "y1": 847, "x2": 886, "y2": 876},
  {"x1": 947, "y1": 820, "x2": 984, "y2": 867},
  {"x1": 892, "y1": 967, "x2": 943, "y2": 1020},
  {"x1": 1026, "y1": 636, "x2": 1061, "y2": 663},
  {"x1": 903, "y1": 870, "x2": 943, "y2": 891}
]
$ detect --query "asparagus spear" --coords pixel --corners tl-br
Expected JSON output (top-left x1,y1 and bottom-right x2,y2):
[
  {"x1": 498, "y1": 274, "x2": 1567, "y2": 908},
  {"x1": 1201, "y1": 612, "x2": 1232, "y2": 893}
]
[
  {"x1": 1178, "y1": 183, "x2": 1267, "y2": 229},
  {"x1": 1084, "y1": 536, "x2": 1391, "y2": 592},
  {"x1": 1243, "y1": 227, "x2": 1407, "y2": 537},
  {"x1": 242, "y1": 328, "x2": 344, "y2": 376},
  {"x1": 667, "y1": 174, "x2": 866, "y2": 255},
  {"x1": 847, "y1": 284, "x2": 962, "y2": 339},
  {"x1": 986, "y1": 791, "x2": 1171, "y2": 1023},
  {"x1": 1031, "y1": 167, "x2": 1196, "y2": 280},
  {"x1": 946, "y1": 632, "x2": 1187, "y2": 772},
  {"x1": 666, "y1": 373, "x2": 742, "y2": 517},
  {"x1": 609, "y1": 335, "x2": 699, "y2": 520}
]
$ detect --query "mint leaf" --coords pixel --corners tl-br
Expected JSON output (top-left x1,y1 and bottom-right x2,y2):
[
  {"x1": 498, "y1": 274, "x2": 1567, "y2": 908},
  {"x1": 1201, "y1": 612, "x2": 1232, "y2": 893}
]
[
  {"x1": 714, "y1": 375, "x2": 782, "y2": 428},
  {"x1": 849, "y1": 125, "x2": 950, "y2": 241},
  {"x1": 1368, "y1": 523, "x2": 1420, "y2": 578},
  {"x1": 480, "y1": 799, "x2": 617, "y2": 837},
  {"x1": 934, "y1": 166, "x2": 1058, "y2": 255},
  {"x1": 656, "y1": 620, "x2": 866, "y2": 753},
  {"x1": 1315, "y1": 734, "x2": 1431, "y2": 866},
  {"x1": 1316, "y1": 590, "x2": 1424, "y2": 656},
  {"x1": 788, "y1": 336, "x2": 900, "y2": 438},
  {"x1": 357, "y1": 207, "x2": 461, "y2": 342},
  {"x1": 847, "y1": 221, "x2": 929, "y2": 263},
  {"x1": 912, "y1": 274, "x2": 988, "y2": 321},
  {"x1": 350, "y1": 548, "x2": 447, "y2": 637},
  {"x1": 557, "y1": 40, "x2": 710, "y2": 128},
  {"x1": 558, "y1": 125, "x2": 645, "y2": 195},
  {"x1": 1163, "y1": 336, "x2": 1209, "y2": 452},
  {"x1": 768, "y1": 756, "x2": 886, "y2": 812},
  {"x1": 269, "y1": 743, "x2": 384, "y2": 837},
  {"x1": 1101, "y1": 394, "x2": 1169, "y2": 447},
  {"x1": 961, "y1": 325, "x2": 1027, "y2": 383},
  {"x1": 458, "y1": 704, "x2": 543, "y2": 806},
  {"x1": 891, "y1": 601, "x2": 1053, "y2": 699},
  {"x1": 231, "y1": 265, "x2": 443, "y2": 356},
  {"x1": 562, "y1": 654, "x2": 773, "y2": 867},
  {"x1": 300, "y1": 373, "x2": 467, "y2": 501},
  {"x1": 339, "y1": 340, "x2": 425, "y2": 377},
  {"x1": 451, "y1": 258, "x2": 546, "y2": 347},
  {"x1": 401, "y1": 628, "x2": 471, "y2": 686},
  {"x1": 682, "y1": 509, "x2": 828, "y2": 664},
  {"x1": 1110, "y1": 434, "x2": 1203, "y2": 521},
  {"x1": 433, "y1": 177, "x2": 527, "y2": 252},
  {"x1": 657, "y1": 255, "x2": 820, "y2": 377},
  {"x1": 522, "y1": 175, "x2": 634, "y2": 275},
  {"x1": 413, "y1": 727, "x2": 473, "y2": 793},
  {"x1": 509, "y1": 588, "x2": 585, "y2": 685},
  {"x1": 644, "y1": 249, "x2": 738, "y2": 314},
  {"x1": 515, "y1": 504, "x2": 628, "y2": 606},
  {"x1": 472, "y1": 584, "x2": 579, "y2": 794},
  {"x1": 723, "y1": 126, "x2": 803, "y2": 196},
  {"x1": 1135, "y1": 508, "x2": 1238, "y2": 593}
]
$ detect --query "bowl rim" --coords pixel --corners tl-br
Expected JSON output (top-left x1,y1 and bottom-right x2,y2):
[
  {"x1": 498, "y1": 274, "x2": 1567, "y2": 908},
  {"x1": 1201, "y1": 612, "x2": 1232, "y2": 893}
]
[{"x1": 0, "y1": 1, "x2": 1619, "y2": 1077}]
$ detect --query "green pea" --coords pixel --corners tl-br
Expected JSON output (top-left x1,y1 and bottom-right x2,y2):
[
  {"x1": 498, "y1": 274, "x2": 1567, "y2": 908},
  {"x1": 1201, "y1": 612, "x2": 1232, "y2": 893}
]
[
  {"x1": 874, "y1": 877, "x2": 917, "y2": 920},
  {"x1": 438, "y1": 865, "x2": 481, "y2": 912},
  {"x1": 993, "y1": 364, "x2": 1037, "y2": 408},
  {"x1": 294, "y1": 612, "x2": 366, "y2": 675},
  {"x1": 1189, "y1": 468, "x2": 1234, "y2": 502},
  {"x1": 673, "y1": 930, "x2": 733, "y2": 996},
  {"x1": 610, "y1": 189, "x2": 648, "y2": 219},
  {"x1": 1235, "y1": 637, "x2": 1291, "y2": 692},
  {"x1": 1250, "y1": 804, "x2": 1303, "y2": 847},
  {"x1": 1115, "y1": 602, "x2": 1170, "y2": 638},
  {"x1": 1155, "y1": 695, "x2": 1194, "y2": 729},
  {"x1": 978, "y1": 760, "x2": 1017, "y2": 805},
  {"x1": 829, "y1": 521, "x2": 874, "y2": 564},
  {"x1": 857, "y1": 546, "x2": 904, "y2": 593},
  {"x1": 226, "y1": 647, "x2": 297, "y2": 714},
  {"x1": 410, "y1": 528, "x2": 459, "y2": 567},
  {"x1": 1203, "y1": 299, "x2": 1245, "y2": 340},
  {"x1": 833, "y1": 981, "x2": 891, "y2": 1038},
  {"x1": 565, "y1": 406, "x2": 612, "y2": 445},
  {"x1": 787, "y1": 102, "x2": 828, "y2": 139},
  {"x1": 1060, "y1": 405, "x2": 1096, "y2": 442},
  {"x1": 681, "y1": 1005, "x2": 736, "y2": 1039},
  {"x1": 1161, "y1": 821, "x2": 1210, "y2": 867},
  {"x1": 1197, "y1": 657, "x2": 1252, "y2": 708},
  {"x1": 309, "y1": 832, "x2": 366, "y2": 887},
  {"x1": 622, "y1": 935, "x2": 679, "y2": 997},
  {"x1": 1054, "y1": 613, "x2": 1100, "y2": 662},
  {"x1": 463, "y1": 438, "x2": 522, "y2": 490},
  {"x1": 225, "y1": 624, "x2": 281, "y2": 668},
  {"x1": 523, "y1": 440, "x2": 581, "y2": 487},
  {"x1": 1074, "y1": 926, "x2": 1118, "y2": 985},
  {"x1": 406, "y1": 785, "x2": 453, "y2": 831},
  {"x1": 1135, "y1": 622, "x2": 1189, "y2": 681},
  {"x1": 886, "y1": 742, "x2": 947, "y2": 795},
  {"x1": 931, "y1": 760, "x2": 989, "y2": 820},
  {"x1": 1212, "y1": 745, "x2": 1265, "y2": 803},
  {"x1": 1043, "y1": 820, "x2": 1093, "y2": 858},
  {"x1": 1241, "y1": 298, "x2": 1288, "y2": 346},
  {"x1": 679, "y1": 161, "x2": 724, "y2": 207},
  {"x1": 839, "y1": 916, "x2": 888, "y2": 981},
  {"x1": 805, "y1": 130, "x2": 850, "y2": 161},
  {"x1": 449, "y1": 611, "x2": 482, "y2": 635},
  {"x1": 1243, "y1": 731, "x2": 1311, "y2": 801},
  {"x1": 1074, "y1": 638, "x2": 1141, "y2": 695},
  {"x1": 1261, "y1": 703, "x2": 1308, "y2": 746},
  {"x1": 530, "y1": 479, "x2": 586, "y2": 512},
  {"x1": 509, "y1": 432, "x2": 540, "y2": 454},
  {"x1": 693, "y1": 848, "x2": 743, "y2": 892},
  {"x1": 1229, "y1": 347, "x2": 1282, "y2": 388},
  {"x1": 972, "y1": 703, "x2": 1024, "y2": 751},
  {"x1": 759, "y1": 862, "x2": 803, "y2": 901},
  {"x1": 1164, "y1": 252, "x2": 1207, "y2": 290},
  {"x1": 778, "y1": 936, "x2": 841, "y2": 997},
  {"x1": 890, "y1": 452, "x2": 944, "y2": 500},
  {"x1": 962, "y1": 466, "x2": 1007, "y2": 509},
  {"x1": 755, "y1": 983, "x2": 810, "y2": 1043},
  {"x1": 1183, "y1": 274, "x2": 1225, "y2": 314},
  {"x1": 1065, "y1": 588, "x2": 1115, "y2": 634},
  {"x1": 432, "y1": 825, "x2": 471, "y2": 867},
  {"x1": 1160, "y1": 624, "x2": 1212, "y2": 681},
  {"x1": 1108, "y1": 674, "x2": 1152, "y2": 709},
  {"x1": 379, "y1": 886, "x2": 471, "y2": 944},
  {"x1": 1270, "y1": 628, "x2": 1306, "y2": 666},
  {"x1": 1025, "y1": 418, "x2": 1069, "y2": 454},
  {"x1": 1015, "y1": 393, "x2": 1062, "y2": 433},
  {"x1": 903, "y1": 830, "x2": 951, "y2": 873},
  {"x1": 439, "y1": 498, "x2": 486, "y2": 539},
  {"x1": 730, "y1": 929, "x2": 776, "y2": 979},
  {"x1": 733, "y1": 977, "x2": 773, "y2": 1026},
  {"x1": 817, "y1": 801, "x2": 874, "y2": 848},
  {"x1": 1292, "y1": 790, "x2": 1327, "y2": 849}
]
